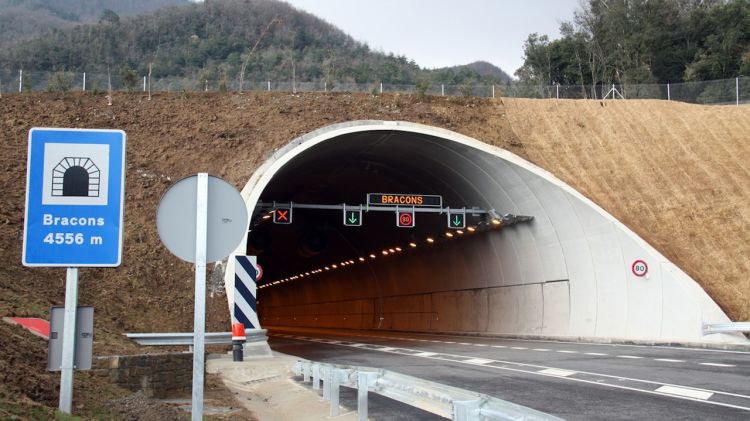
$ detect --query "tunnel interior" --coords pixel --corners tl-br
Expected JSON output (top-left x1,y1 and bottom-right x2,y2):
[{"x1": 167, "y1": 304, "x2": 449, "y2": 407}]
[
  {"x1": 231, "y1": 121, "x2": 736, "y2": 342},
  {"x1": 249, "y1": 130, "x2": 507, "y2": 285}
]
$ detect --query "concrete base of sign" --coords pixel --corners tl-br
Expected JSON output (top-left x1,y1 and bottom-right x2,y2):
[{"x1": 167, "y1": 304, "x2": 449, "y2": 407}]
[{"x1": 242, "y1": 340, "x2": 273, "y2": 358}]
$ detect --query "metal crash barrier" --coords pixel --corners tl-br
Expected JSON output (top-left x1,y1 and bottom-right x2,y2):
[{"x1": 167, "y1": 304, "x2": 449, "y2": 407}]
[
  {"x1": 703, "y1": 322, "x2": 750, "y2": 335},
  {"x1": 125, "y1": 329, "x2": 268, "y2": 347},
  {"x1": 293, "y1": 359, "x2": 563, "y2": 421}
]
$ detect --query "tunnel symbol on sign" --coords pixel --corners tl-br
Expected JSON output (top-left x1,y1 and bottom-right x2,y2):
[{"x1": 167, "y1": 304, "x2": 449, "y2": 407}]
[{"x1": 51, "y1": 157, "x2": 100, "y2": 197}]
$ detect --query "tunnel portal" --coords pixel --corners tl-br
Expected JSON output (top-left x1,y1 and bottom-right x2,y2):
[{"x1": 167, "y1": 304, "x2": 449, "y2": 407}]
[{"x1": 225, "y1": 121, "x2": 736, "y2": 343}]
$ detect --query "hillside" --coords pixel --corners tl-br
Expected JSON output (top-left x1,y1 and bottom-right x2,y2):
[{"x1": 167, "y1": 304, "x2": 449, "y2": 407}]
[
  {"x1": 504, "y1": 98, "x2": 750, "y2": 323},
  {"x1": 0, "y1": 92, "x2": 748, "y2": 417},
  {"x1": 0, "y1": 0, "x2": 508, "y2": 87},
  {"x1": 0, "y1": 0, "x2": 189, "y2": 44}
]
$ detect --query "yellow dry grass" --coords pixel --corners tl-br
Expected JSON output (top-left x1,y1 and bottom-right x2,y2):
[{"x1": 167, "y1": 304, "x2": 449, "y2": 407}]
[{"x1": 503, "y1": 98, "x2": 750, "y2": 321}]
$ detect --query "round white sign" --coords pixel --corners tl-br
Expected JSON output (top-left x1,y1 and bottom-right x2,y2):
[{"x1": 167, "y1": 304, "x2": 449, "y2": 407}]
[
  {"x1": 156, "y1": 175, "x2": 248, "y2": 263},
  {"x1": 632, "y1": 260, "x2": 648, "y2": 277}
]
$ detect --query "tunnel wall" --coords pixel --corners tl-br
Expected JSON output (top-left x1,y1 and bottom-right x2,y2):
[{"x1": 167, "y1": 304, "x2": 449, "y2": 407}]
[{"x1": 226, "y1": 121, "x2": 743, "y2": 344}]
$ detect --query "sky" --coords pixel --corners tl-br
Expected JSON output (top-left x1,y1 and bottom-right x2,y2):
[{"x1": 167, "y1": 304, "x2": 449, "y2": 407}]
[{"x1": 282, "y1": 0, "x2": 580, "y2": 76}]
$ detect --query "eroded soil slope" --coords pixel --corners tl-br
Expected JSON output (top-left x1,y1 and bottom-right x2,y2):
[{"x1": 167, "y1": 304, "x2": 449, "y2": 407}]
[{"x1": 504, "y1": 98, "x2": 750, "y2": 322}]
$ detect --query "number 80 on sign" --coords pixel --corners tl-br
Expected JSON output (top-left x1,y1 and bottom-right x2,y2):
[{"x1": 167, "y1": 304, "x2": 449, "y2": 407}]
[{"x1": 631, "y1": 260, "x2": 648, "y2": 277}]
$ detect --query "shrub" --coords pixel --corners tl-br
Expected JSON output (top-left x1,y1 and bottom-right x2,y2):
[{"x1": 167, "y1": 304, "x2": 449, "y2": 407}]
[{"x1": 47, "y1": 72, "x2": 74, "y2": 93}]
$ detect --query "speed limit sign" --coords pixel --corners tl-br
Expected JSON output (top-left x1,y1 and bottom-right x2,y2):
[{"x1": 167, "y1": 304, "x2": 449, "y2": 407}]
[{"x1": 632, "y1": 260, "x2": 648, "y2": 277}]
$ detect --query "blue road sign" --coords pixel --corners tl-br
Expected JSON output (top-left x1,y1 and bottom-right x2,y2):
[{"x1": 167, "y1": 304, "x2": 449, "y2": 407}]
[{"x1": 22, "y1": 128, "x2": 126, "y2": 267}]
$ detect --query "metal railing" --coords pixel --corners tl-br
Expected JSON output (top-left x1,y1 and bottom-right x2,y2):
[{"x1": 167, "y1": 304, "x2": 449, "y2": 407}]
[
  {"x1": 124, "y1": 328, "x2": 267, "y2": 346},
  {"x1": 293, "y1": 359, "x2": 563, "y2": 421},
  {"x1": 1, "y1": 69, "x2": 748, "y2": 106},
  {"x1": 702, "y1": 322, "x2": 750, "y2": 335}
]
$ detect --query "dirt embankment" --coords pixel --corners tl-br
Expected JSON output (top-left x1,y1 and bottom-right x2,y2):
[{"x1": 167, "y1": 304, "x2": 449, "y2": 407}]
[
  {"x1": 0, "y1": 91, "x2": 748, "y2": 417},
  {"x1": 0, "y1": 91, "x2": 516, "y2": 417},
  {"x1": 504, "y1": 98, "x2": 750, "y2": 323}
]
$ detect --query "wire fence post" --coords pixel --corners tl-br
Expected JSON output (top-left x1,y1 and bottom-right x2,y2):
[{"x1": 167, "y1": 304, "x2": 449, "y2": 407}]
[
  {"x1": 82, "y1": 72, "x2": 86, "y2": 91},
  {"x1": 441, "y1": 84, "x2": 444, "y2": 96},
  {"x1": 737, "y1": 77, "x2": 740, "y2": 107},
  {"x1": 19, "y1": 69, "x2": 22, "y2": 92},
  {"x1": 492, "y1": 85, "x2": 495, "y2": 98},
  {"x1": 667, "y1": 83, "x2": 670, "y2": 101},
  {"x1": 379, "y1": 82, "x2": 383, "y2": 94},
  {"x1": 267, "y1": 81, "x2": 270, "y2": 92},
  {"x1": 556, "y1": 83, "x2": 559, "y2": 99}
]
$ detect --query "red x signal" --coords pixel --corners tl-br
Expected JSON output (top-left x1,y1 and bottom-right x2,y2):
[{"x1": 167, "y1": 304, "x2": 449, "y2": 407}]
[{"x1": 273, "y1": 208, "x2": 292, "y2": 224}]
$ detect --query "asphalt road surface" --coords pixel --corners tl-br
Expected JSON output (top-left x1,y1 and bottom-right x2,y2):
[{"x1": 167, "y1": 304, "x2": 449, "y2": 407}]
[{"x1": 266, "y1": 327, "x2": 750, "y2": 420}]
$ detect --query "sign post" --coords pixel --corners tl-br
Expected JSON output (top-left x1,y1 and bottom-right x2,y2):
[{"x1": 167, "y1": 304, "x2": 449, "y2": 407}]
[
  {"x1": 156, "y1": 174, "x2": 248, "y2": 421},
  {"x1": 22, "y1": 128, "x2": 126, "y2": 414}
]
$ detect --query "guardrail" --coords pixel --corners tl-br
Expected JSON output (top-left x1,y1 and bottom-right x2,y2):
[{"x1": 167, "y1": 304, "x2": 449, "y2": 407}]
[
  {"x1": 702, "y1": 322, "x2": 750, "y2": 335},
  {"x1": 124, "y1": 329, "x2": 268, "y2": 347},
  {"x1": 292, "y1": 359, "x2": 563, "y2": 421}
]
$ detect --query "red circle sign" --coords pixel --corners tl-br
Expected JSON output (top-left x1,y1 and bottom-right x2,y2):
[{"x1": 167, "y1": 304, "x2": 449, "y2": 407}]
[
  {"x1": 632, "y1": 260, "x2": 648, "y2": 277},
  {"x1": 255, "y1": 263, "x2": 263, "y2": 281},
  {"x1": 399, "y1": 212, "x2": 413, "y2": 226}
]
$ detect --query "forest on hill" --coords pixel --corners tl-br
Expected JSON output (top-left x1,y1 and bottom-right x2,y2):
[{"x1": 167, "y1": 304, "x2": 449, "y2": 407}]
[
  {"x1": 516, "y1": 0, "x2": 750, "y2": 86},
  {"x1": 0, "y1": 0, "x2": 189, "y2": 43},
  {"x1": 0, "y1": 0, "x2": 510, "y2": 89}
]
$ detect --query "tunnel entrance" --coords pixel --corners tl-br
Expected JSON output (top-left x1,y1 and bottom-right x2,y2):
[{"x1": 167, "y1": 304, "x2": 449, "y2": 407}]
[{"x1": 226, "y1": 121, "x2": 735, "y2": 343}]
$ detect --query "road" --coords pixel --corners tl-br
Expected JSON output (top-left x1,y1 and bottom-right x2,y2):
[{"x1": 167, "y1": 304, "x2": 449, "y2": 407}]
[{"x1": 266, "y1": 327, "x2": 750, "y2": 420}]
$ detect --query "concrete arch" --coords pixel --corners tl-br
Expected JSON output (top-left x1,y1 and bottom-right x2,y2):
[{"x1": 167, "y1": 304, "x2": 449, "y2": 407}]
[{"x1": 225, "y1": 120, "x2": 742, "y2": 344}]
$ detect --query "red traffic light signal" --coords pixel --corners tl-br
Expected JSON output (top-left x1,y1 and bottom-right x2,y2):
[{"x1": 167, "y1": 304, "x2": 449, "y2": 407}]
[{"x1": 397, "y1": 211, "x2": 415, "y2": 228}]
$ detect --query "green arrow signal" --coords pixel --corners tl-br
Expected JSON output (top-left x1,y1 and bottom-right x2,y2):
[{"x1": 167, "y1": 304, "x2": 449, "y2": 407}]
[
  {"x1": 452, "y1": 215, "x2": 462, "y2": 226},
  {"x1": 348, "y1": 212, "x2": 359, "y2": 224}
]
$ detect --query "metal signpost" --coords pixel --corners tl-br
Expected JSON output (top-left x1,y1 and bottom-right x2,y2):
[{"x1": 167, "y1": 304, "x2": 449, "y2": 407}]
[
  {"x1": 22, "y1": 128, "x2": 126, "y2": 414},
  {"x1": 156, "y1": 174, "x2": 248, "y2": 421}
]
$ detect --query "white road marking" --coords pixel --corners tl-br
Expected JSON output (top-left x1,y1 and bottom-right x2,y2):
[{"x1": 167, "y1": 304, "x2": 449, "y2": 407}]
[
  {"x1": 275, "y1": 331, "x2": 750, "y2": 412},
  {"x1": 511, "y1": 346, "x2": 528, "y2": 350},
  {"x1": 465, "y1": 358, "x2": 495, "y2": 365},
  {"x1": 414, "y1": 352, "x2": 438, "y2": 357},
  {"x1": 444, "y1": 341, "x2": 456, "y2": 344},
  {"x1": 556, "y1": 350, "x2": 577, "y2": 354},
  {"x1": 584, "y1": 352, "x2": 608, "y2": 356},
  {"x1": 655, "y1": 359, "x2": 685, "y2": 363},
  {"x1": 378, "y1": 347, "x2": 397, "y2": 352},
  {"x1": 459, "y1": 342, "x2": 472, "y2": 345},
  {"x1": 617, "y1": 355, "x2": 643, "y2": 359},
  {"x1": 473, "y1": 344, "x2": 489, "y2": 347},
  {"x1": 699, "y1": 362, "x2": 736, "y2": 367},
  {"x1": 533, "y1": 349, "x2": 551, "y2": 352},
  {"x1": 491, "y1": 345, "x2": 507, "y2": 348},
  {"x1": 656, "y1": 385, "x2": 714, "y2": 400},
  {"x1": 349, "y1": 343, "x2": 366, "y2": 347},
  {"x1": 538, "y1": 368, "x2": 577, "y2": 377}
]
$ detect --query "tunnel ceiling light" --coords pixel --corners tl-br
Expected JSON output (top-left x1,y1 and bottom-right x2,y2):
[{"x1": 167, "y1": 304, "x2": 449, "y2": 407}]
[
  {"x1": 262, "y1": 214, "x2": 271, "y2": 220},
  {"x1": 370, "y1": 254, "x2": 377, "y2": 259},
  {"x1": 445, "y1": 232, "x2": 454, "y2": 238},
  {"x1": 388, "y1": 248, "x2": 395, "y2": 253},
  {"x1": 332, "y1": 264, "x2": 338, "y2": 269},
  {"x1": 426, "y1": 237, "x2": 435, "y2": 243},
  {"x1": 456, "y1": 230, "x2": 464, "y2": 235},
  {"x1": 467, "y1": 226, "x2": 476, "y2": 232},
  {"x1": 382, "y1": 250, "x2": 389, "y2": 255},
  {"x1": 409, "y1": 242, "x2": 417, "y2": 248},
  {"x1": 395, "y1": 247, "x2": 402, "y2": 252},
  {"x1": 358, "y1": 257, "x2": 365, "y2": 262}
]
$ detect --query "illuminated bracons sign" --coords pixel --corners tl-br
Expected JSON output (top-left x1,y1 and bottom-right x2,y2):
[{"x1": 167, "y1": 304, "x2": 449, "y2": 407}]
[{"x1": 367, "y1": 193, "x2": 442, "y2": 208}]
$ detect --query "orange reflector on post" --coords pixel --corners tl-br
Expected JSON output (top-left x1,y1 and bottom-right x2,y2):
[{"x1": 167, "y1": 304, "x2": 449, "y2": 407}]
[{"x1": 232, "y1": 322, "x2": 245, "y2": 340}]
